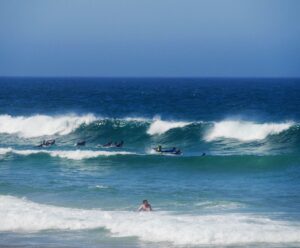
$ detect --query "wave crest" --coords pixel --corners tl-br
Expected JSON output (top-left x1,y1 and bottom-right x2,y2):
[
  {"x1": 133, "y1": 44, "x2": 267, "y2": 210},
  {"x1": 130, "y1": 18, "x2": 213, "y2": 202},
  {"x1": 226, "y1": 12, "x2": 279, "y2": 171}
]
[
  {"x1": 205, "y1": 120, "x2": 293, "y2": 141},
  {"x1": 0, "y1": 114, "x2": 97, "y2": 138},
  {"x1": 147, "y1": 118, "x2": 190, "y2": 135}
]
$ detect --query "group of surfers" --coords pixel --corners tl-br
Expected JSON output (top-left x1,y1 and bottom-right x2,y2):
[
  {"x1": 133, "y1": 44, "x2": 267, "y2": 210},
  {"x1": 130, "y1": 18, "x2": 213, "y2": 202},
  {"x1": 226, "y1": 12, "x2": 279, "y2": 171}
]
[
  {"x1": 36, "y1": 140, "x2": 182, "y2": 155},
  {"x1": 36, "y1": 139, "x2": 124, "y2": 148}
]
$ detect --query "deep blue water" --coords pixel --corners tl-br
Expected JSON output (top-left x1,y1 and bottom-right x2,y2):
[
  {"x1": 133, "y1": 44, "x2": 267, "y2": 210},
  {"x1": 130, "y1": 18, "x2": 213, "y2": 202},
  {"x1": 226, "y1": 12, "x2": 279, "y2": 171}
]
[
  {"x1": 0, "y1": 77, "x2": 300, "y2": 248},
  {"x1": 1, "y1": 77, "x2": 300, "y2": 120}
]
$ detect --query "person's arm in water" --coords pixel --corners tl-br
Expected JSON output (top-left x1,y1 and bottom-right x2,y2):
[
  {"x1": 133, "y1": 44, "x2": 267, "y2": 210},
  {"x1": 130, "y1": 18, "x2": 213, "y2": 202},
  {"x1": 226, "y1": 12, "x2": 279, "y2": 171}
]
[{"x1": 137, "y1": 204, "x2": 144, "y2": 212}]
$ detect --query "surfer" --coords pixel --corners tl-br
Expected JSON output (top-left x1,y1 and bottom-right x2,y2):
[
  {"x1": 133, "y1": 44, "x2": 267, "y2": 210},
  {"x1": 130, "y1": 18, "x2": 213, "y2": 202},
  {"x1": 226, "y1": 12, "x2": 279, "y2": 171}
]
[
  {"x1": 155, "y1": 145, "x2": 162, "y2": 152},
  {"x1": 154, "y1": 145, "x2": 181, "y2": 155},
  {"x1": 115, "y1": 140, "x2": 124, "y2": 148},
  {"x1": 173, "y1": 148, "x2": 182, "y2": 155},
  {"x1": 37, "y1": 140, "x2": 45, "y2": 147},
  {"x1": 45, "y1": 139, "x2": 55, "y2": 146},
  {"x1": 102, "y1": 140, "x2": 123, "y2": 148},
  {"x1": 163, "y1": 147, "x2": 176, "y2": 153},
  {"x1": 138, "y1": 200, "x2": 152, "y2": 212},
  {"x1": 76, "y1": 140, "x2": 86, "y2": 146},
  {"x1": 37, "y1": 139, "x2": 55, "y2": 147},
  {"x1": 102, "y1": 141, "x2": 113, "y2": 147}
]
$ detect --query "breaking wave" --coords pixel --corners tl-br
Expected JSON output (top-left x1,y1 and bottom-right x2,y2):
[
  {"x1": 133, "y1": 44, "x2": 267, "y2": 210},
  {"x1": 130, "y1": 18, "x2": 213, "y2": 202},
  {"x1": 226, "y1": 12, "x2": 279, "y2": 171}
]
[
  {"x1": 0, "y1": 114, "x2": 192, "y2": 138},
  {"x1": 205, "y1": 120, "x2": 294, "y2": 141},
  {"x1": 147, "y1": 118, "x2": 190, "y2": 135},
  {"x1": 0, "y1": 114, "x2": 299, "y2": 155},
  {"x1": 0, "y1": 114, "x2": 97, "y2": 138}
]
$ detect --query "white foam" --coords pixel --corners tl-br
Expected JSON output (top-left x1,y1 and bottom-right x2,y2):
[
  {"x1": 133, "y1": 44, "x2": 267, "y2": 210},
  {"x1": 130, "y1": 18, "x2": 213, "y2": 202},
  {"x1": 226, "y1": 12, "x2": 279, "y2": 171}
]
[
  {"x1": 205, "y1": 120, "x2": 293, "y2": 141},
  {"x1": 0, "y1": 147, "x2": 13, "y2": 155},
  {"x1": 1, "y1": 195, "x2": 300, "y2": 245},
  {"x1": 123, "y1": 117, "x2": 150, "y2": 122},
  {"x1": 94, "y1": 185, "x2": 109, "y2": 189},
  {"x1": 0, "y1": 114, "x2": 97, "y2": 138},
  {"x1": 195, "y1": 201, "x2": 244, "y2": 210},
  {"x1": 147, "y1": 118, "x2": 190, "y2": 135},
  {"x1": 48, "y1": 150, "x2": 133, "y2": 160},
  {"x1": 1, "y1": 148, "x2": 134, "y2": 160}
]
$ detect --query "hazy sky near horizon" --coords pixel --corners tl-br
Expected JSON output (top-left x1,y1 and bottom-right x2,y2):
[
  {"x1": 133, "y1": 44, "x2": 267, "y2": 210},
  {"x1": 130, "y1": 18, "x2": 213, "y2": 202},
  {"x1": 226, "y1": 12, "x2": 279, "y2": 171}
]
[{"x1": 0, "y1": 0, "x2": 299, "y2": 77}]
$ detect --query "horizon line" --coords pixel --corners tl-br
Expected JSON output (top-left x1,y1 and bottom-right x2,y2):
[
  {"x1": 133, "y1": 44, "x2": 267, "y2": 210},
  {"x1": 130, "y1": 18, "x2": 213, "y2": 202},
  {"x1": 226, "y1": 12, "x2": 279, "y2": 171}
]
[{"x1": 1, "y1": 75, "x2": 300, "y2": 79}]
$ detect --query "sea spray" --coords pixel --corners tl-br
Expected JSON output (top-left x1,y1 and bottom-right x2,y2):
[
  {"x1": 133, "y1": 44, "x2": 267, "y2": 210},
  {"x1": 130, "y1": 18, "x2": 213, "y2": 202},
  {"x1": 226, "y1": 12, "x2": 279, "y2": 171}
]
[{"x1": 205, "y1": 120, "x2": 293, "y2": 141}]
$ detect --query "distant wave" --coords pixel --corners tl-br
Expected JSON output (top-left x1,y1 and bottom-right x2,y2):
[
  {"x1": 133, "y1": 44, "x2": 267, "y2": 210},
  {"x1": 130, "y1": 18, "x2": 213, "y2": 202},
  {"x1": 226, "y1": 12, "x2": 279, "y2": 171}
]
[
  {"x1": 205, "y1": 120, "x2": 294, "y2": 141},
  {"x1": 0, "y1": 148, "x2": 134, "y2": 160},
  {"x1": 1, "y1": 195, "x2": 300, "y2": 246},
  {"x1": 0, "y1": 114, "x2": 96, "y2": 138}
]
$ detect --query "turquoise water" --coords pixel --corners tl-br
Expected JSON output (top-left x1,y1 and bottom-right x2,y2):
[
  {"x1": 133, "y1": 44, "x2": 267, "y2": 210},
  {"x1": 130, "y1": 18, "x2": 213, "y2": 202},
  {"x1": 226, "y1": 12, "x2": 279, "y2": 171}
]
[{"x1": 0, "y1": 78, "x2": 300, "y2": 247}]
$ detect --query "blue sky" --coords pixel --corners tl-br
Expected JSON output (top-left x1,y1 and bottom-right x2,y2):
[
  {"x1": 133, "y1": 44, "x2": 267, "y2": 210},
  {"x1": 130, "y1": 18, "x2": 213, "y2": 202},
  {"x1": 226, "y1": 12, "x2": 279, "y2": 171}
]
[{"x1": 0, "y1": 0, "x2": 299, "y2": 77}]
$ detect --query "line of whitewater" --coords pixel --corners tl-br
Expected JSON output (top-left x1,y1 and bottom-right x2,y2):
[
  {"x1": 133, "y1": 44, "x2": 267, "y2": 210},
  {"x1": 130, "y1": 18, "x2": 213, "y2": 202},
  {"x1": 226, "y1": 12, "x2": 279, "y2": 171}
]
[
  {"x1": 0, "y1": 147, "x2": 135, "y2": 160},
  {"x1": 1, "y1": 195, "x2": 300, "y2": 246}
]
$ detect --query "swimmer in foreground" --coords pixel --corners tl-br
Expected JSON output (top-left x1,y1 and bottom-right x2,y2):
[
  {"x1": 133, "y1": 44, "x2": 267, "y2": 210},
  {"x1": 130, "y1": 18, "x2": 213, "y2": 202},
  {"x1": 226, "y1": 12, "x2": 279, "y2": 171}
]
[{"x1": 138, "y1": 200, "x2": 153, "y2": 212}]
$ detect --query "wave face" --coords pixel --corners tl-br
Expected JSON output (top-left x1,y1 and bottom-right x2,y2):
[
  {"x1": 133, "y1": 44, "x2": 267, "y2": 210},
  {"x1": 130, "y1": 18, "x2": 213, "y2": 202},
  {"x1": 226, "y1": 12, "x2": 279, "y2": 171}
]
[
  {"x1": 147, "y1": 118, "x2": 190, "y2": 135},
  {"x1": 1, "y1": 195, "x2": 300, "y2": 246}
]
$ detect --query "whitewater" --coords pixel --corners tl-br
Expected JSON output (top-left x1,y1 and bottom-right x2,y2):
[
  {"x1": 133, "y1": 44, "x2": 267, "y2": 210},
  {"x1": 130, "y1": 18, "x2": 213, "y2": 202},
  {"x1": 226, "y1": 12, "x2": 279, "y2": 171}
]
[{"x1": 1, "y1": 195, "x2": 300, "y2": 246}]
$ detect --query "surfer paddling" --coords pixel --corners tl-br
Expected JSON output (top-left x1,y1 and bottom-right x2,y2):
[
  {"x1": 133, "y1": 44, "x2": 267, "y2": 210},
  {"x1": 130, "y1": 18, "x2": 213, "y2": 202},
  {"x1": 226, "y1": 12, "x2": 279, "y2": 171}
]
[{"x1": 153, "y1": 145, "x2": 181, "y2": 155}]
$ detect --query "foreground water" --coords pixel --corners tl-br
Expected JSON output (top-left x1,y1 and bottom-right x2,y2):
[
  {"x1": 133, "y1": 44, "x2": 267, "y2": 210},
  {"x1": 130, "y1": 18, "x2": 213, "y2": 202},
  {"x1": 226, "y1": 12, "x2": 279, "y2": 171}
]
[{"x1": 0, "y1": 78, "x2": 300, "y2": 248}]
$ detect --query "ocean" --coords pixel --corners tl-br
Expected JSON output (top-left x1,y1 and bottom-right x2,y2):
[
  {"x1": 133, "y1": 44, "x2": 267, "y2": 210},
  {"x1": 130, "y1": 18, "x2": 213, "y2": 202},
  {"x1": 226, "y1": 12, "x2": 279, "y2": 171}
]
[{"x1": 0, "y1": 77, "x2": 300, "y2": 248}]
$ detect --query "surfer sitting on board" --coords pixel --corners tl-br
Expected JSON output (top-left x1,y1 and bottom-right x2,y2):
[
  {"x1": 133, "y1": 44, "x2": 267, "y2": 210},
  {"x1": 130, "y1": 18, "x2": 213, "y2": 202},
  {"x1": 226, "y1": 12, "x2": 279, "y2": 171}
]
[{"x1": 138, "y1": 200, "x2": 152, "y2": 212}]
